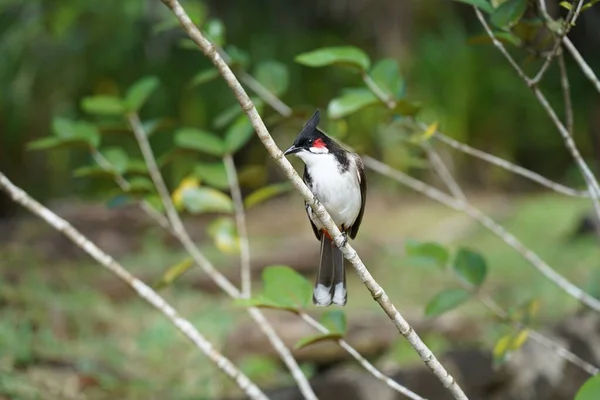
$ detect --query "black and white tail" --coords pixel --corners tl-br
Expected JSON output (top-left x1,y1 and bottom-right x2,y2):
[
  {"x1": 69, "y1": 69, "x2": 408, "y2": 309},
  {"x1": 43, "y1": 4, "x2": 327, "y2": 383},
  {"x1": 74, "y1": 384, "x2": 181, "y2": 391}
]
[{"x1": 312, "y1": 235, "x2": 346, "y2": 306}]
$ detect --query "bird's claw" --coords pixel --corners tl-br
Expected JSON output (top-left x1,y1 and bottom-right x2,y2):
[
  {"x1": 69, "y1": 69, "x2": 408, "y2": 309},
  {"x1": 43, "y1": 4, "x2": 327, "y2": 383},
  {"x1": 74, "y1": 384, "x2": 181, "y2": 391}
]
[{"x1": 340, "y1": 233, "x2": 348, "y2": 247}]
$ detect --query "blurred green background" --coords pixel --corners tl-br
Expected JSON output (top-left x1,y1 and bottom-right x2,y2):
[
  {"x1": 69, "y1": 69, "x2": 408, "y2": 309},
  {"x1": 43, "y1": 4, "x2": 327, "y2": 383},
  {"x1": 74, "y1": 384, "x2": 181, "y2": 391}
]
[{"x1": 2, "y1": 0, "x2": 600, "y2": 399}]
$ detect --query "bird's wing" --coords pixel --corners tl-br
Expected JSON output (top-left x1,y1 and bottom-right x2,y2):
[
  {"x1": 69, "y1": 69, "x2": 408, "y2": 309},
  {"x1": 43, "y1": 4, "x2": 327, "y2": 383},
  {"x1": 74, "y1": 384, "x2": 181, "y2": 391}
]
[
  {"x1": 349, "y1": 154, "x2": 366, "y2": 239},
  {"x1": 303, "y1": 167, "x2": 321, "y2": 240}
]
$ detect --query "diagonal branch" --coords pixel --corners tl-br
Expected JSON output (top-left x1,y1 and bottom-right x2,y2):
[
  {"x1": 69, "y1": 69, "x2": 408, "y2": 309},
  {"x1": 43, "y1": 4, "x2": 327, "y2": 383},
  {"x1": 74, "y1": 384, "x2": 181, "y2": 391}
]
[
  {"x1": 159, "y1": 1, "x2": 469, "y2": 398},
  {"x1": 364, "y1": 156, "x2": 600, "y2": 312},
  {"x1": 432, "y1": 132, "x2": 588, "y2": 197},
  {"x1": 563, "y1": 37, "x2": 600, "y2": 94},
  {"x1": 126, "y1": 113, "x2": 318, "y2": 400},
  {"x1": 0, "y1": 171, "x2": 269, "y2": 400},
  {"x1": 473, "y1": 6, "x2": 600, "y2": 229}
]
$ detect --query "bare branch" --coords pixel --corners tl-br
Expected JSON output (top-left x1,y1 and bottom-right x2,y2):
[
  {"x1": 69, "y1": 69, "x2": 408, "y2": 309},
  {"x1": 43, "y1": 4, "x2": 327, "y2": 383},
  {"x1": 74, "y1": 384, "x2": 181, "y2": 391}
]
[
  {"x1": 159, "y1": 1, "x2": 469, "y2": 398},
  {"x1": 563, "y1": 37, "x2": 600, "y2": 94},
  {"x1": 529, "y1": 0, "x2": 582, "y2": 86},
  {"x1": 473, "y1": 6, "x2": 600, "y2": 225},
  {"x1": 432, "y1": 132, "x2": 588, "y2": 197},
  {"x1": 364, "y1": 155, "x2": 600, "y2": 312},
  {"x1": 0, "y1": 171, "x2": 269, "y2": 400},
  {"x1": 422, "y1": 142, "x2": 467, "y2": 201},
  {"x1": 557, "y1": 51, "x2": 574, "y2": 136},
  {"x1": 299, "y1": 312, "x2": 428, "y2": 400},
  {"x1": 224, "y1": 154, "x2": 252, "y2": 298},
  {"x1": 126, "y1": 113, "x2": 317, "y2": 400}
]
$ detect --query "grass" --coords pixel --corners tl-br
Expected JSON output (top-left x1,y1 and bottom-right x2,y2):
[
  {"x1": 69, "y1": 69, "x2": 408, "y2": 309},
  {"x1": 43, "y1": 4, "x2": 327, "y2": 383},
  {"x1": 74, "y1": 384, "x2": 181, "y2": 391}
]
[{"x1": 1, "y1": 192, "x2": 599, "y2": 399}]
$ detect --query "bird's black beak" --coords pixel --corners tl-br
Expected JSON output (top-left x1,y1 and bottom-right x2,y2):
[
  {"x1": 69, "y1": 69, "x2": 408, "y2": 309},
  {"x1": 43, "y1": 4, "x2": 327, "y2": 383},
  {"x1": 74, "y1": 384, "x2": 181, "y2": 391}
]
[{"x1": 284, "y1": 145, "x2": 301, "y2": 156}]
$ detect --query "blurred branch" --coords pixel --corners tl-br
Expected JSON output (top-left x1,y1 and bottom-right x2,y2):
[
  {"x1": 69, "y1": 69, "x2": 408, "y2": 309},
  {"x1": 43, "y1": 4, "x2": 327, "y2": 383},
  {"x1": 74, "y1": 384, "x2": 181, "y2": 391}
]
[
  {"x1": 473, "y1": 7, "x2": 600, "y2": 207},
  {"x1": 0, "y1": 171, "x2": 268, "y2": 400},
  {"x1": 224, "y1": 154, "x2": 252, "y2": 298},
  {"x1": 557, "y1": 51, "x2": 574, "y2": 136},
  {"x1": 159, "y1": 1, "x2": 469, "y2": 398},
  {"x1": 422, "y1": 142, "x2": 467, "y2": 201},
  {"x1": 126, "y1": 112, "x2": 317, "y2": 400},
  {"x1": 432, "y1": 132, "x2": 589, "y2": 197},
  {"x1": 364, "y1": 156, "x2": 600, "y2": 312},
  {"x1": 529, "y1": 0, "x2": 582, "y2": 86},
  {"x1": 563, "y1": 37, "x2": 600, "y2": 94},
  {"x1": 299, "y1": 312, "x2": 427, "y2": 400}
]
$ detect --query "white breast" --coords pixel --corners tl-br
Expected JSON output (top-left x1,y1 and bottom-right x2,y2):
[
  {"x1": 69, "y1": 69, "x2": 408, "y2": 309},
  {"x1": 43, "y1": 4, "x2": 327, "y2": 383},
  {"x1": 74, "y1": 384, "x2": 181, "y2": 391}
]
[{"x1": 298, "y1": 152, "x2": 362, "y2": 231}]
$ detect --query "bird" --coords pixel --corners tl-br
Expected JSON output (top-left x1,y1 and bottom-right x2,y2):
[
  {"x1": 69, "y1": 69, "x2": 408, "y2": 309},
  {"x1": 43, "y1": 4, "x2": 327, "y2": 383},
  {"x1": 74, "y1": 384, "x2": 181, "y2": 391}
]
[{"x1": 284, "y1": 109, "x2": 367, "y2": 306}]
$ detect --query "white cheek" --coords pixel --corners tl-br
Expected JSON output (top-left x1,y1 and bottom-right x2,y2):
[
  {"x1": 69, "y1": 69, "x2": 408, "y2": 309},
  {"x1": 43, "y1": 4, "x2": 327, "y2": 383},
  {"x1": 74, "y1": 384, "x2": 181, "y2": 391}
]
[{"x1": 309, "y1": 146, "x2": 329, "y2": 154}]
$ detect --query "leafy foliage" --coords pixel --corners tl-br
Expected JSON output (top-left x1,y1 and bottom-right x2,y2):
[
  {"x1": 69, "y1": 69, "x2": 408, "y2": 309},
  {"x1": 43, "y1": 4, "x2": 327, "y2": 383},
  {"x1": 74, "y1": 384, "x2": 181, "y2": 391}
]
[
  {"x1": 295, "y1": 46, "x2": 371, "y2": 71},
  {"x1": 244, "y1": 183, "x2": 293, "y2": 209},
  {"x1": 328, "y1": 88, "x2": 379, "y2": 119},
  {"x1": 490, "y1": 0, "x2": 527, "y2": 29},
  {"x1": 452, "y1": 0, "x2": 494, "y2": 14},
  {"x1": 239, "y1": 266, "x2": 312, "y2": 312},
  {"x1": 125, "y1": 76, "x2": 160, "y2": 112},
  {"x1": 81, "y1": 96, "x2": 126, "y2": 116},
  {"x1": 181, "y1": 187, "x2": 233, "y2": 214},
  {"x1": 493, "y1": 329, "x2": 529, "y2": 365},
  {"x1": 207, "y1": 217, "x2": 240, "y2": 254},
  {"x1": 370, "y1": 58, "x2": 404, "y2": 99},
  {"x1": 405, "y1": 239, "x2": 450, "y2": 269},
  {"x1": 295, "y1": 310, "x2": 347, "y2": 349},
  {"x1": 576, "y1": 375, "x2": 600, "y2": 400},
  {"x1": 452, "y1": 247, "x2": 488, "y2": 287},
  {"x1": 224, "y1": 115, "x2": 255, "y2": 153},
  {"x1": 174, "y1": 128, "x2": 225, "y2": 156},
  {"x1": 425, "y1": 288, "x2": 471, "y2": 317},
  {"x1": 154, "y1": 258, "x2": 195, "y2": 290}
]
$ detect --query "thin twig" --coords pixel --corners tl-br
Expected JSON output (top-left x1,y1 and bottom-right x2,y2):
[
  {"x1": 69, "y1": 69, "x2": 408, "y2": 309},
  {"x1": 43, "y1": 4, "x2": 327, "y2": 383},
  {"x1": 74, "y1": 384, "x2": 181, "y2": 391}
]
[
  {"x1": 159, "y1": 1, "x2": 469, "y2": 398},
  {"x1": 126, "y1": 112, "x2": 317, "y2": 400},
  {"x1": 474, "y1": 6, "x2": 600, "y2": 218},
  {"x1": 224, "y1": 154, "x2": 252, "y2": 298},
  {"x1": 364, "y1": 156, "x2": 600, "y2": 312},
  {"x1": 422, "y1": 142, "x2": 467, "y2": 201},
  {"x1": 529, "y1": 0, "x2": 582, "y2": 86},
  {"x1": 557, "y1": 51, "x2": 574, "y2": 136},
  {"x1": 0, "y1": 171, "x2": 269, "y2": 400},
  {"x1": 563, "y1": 37, "x2": 600, "y2": 94},
  {"x1": 299, "y1": 312, "x2": 427, "y2": 400},
  {"x1": 433, "y1": 132, "x2": 588, "y2": 197}
]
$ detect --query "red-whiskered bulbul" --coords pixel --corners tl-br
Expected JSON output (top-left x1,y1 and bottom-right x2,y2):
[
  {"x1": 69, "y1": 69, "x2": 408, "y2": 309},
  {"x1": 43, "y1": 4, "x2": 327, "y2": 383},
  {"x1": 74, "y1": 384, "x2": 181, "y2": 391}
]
[{"x1": 284, "y1": 110, "x2": 367, "y2": 307}]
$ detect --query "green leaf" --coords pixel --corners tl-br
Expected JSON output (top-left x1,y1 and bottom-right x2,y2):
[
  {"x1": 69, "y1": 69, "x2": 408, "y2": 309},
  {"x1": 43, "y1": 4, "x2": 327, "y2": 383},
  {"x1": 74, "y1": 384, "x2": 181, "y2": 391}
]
[
  {"x1": 205, "y1": 18, "x2": 225, "y2": 46},
  {"x1": 207, "y1": 217, "x2": 239, "y2": 254},
  {"x1": 295, "y1": 46, "x2": 371, "y2": 71},
  {"x1": 174, "y1": 127, "x2": 225, "y2": 156},
  {"x1": 224, "y1": 115, "x2": 254, "y2": 153},
  {"x1": 194, "y1": 162, "x2": 229, "y2": 189},
  {"x1": 224, "y1": 45, "x2": 250, "y2": 69},
  {"x1": 81, "y1": 96, "x2": 126, "y2": 116},
  {"x1": 370, "y1": 59, "x2": 403, "y2": 99},
  {"x1": 73, "y1": 121, "x2": 101, "y2": 148},
  {"x1": 239, "y1": 266, "x2": 312, "y2": 312},
  {"x1": 576, "y1": 375, "x2": 600, "y2": 400},
  {"x1": 467, "y1": 31, "x2": 523, "y2": 47},
  {"x1": 106, "y1": 194, "x2": 133, "y2": 209},
  {"x1": 214, "y1": 104, "x2": 244, "y2": 129},
  {"x1": 425, "y1": 288, "x2": 471, "y2": 317},
  {"x1": 52, "y1": 117, "x2": 76, "y2": 139},
  {"x1": 320, "y1": 310, "x2": 347, "y2": 334},
  {"x1": 491, "y1": 0, "x2": 527, "y2": 29},
  {"x1": 73, "y1": 165, "x2": 115, "y2": 179},
  {"x1": 559, "y1": 1, "x2": 572, "y2": 10},
  {"x1": 508, "y1": 298, "x2": 540, "y2": 326},
  {"x1": 154, "y1": 258, "x2": 194, "y2": 290},
  {"x1": 190, "y1": 69, "x2": 220, "y2": 87},
  {"x1": 262, "y1": 266, "x2": 312, "y2": 310},
  {"x1": 405, "y1": 239, "x2": 449, "y2": 269},
  {"x1": 125, "y1": 76, "x2": 160, "y2": 112},
  {"x1": 327, "y1": 88, "x2": 378, "y2": 119},
  {"x1": 101, "y1": 147, "x2": 129, "y2": 175},
  {"x1": 393, "y1": 99, "x2": 422, "y2": 116},
  {"x1": 126, "y1": 177, "x2": 155, "y2": 195},
  {"x1": 125, "y1": 159, "x2": 149, "y2": 175},
  {"x1": 452, "y1": 247, "x2": 488, "y2": 287},
  {"x1": 453, "y1": 0, "x2": 494, "y2": 14},
  {"x1": 294, "y1": 333, "x2": 343, "y2": 350},
  {"x1": 244, "y1": 182, "x2": 293, "y2": 209},
  {"x1": 254, "y1": 60, "x2": 289, "y2": 96},
  {"x1": 26, "y1": 137, "x2": 64, "y2": 151},
  {"x1": 182, "y1": 187, "x2": 233, "y2": 214}
]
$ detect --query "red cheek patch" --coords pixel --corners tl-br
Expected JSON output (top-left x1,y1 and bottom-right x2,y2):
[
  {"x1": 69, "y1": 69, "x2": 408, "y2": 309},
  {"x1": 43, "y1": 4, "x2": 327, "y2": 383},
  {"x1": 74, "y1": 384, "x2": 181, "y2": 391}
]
[{"x1": 313, "y1": 138, "x2": 326, "y2": 148}]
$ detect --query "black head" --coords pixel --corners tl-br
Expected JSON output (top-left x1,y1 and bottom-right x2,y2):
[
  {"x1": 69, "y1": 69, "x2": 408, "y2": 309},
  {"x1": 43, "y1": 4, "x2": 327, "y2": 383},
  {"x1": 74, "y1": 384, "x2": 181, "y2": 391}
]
[{"x1": 284, "y1": 110, "x2": 331, "y2": 156}]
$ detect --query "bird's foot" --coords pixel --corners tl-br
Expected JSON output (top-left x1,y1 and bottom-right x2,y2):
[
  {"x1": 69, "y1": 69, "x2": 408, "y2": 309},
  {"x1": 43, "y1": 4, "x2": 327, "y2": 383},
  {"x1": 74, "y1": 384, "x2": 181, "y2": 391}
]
[{"x1": 340, "y1": 233, "x2": 348, "y2": 247}]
